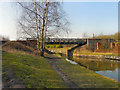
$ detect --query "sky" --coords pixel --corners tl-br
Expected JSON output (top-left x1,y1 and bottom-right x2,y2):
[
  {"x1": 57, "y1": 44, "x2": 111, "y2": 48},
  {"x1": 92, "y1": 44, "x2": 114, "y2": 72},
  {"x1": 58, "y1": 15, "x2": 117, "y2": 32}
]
[
  {"x1": 0, "y1": 2, "x2": 20, "y2": 40},
  {"x1": 63, "y1": 2, "x2": 118, "y2": 38},
  {"x1": 0, "y1": 1, "x2": 118, "y2": 40}
]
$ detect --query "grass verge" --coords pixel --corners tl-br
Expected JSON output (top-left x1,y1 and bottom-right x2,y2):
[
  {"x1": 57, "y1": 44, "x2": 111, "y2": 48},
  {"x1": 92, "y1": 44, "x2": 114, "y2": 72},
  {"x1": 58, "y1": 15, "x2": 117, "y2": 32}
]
[
  {"x1": 2, "y1": 52, "x2": 67, "y2": 88},
  {"x1": 74, "y1": 52, "x2": 116, "y2": 56}
]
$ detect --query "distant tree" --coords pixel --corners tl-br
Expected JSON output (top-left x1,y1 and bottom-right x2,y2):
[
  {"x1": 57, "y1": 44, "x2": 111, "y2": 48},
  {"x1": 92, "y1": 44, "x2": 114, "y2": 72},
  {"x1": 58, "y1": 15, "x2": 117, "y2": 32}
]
[
  {"x1": 0, "y1": 35, "x2": 10, "y2": 41},
  {"x1": 93, "y1": 32, "x2": 119, "y2": 40},
  {"x1": 82, "y1": 32, "x2": 88, "y2": 39},
  {"x1": 99, "y1": 40, "x2": 110, "y2": 50},
  {"x1": 114, "y1": 32, "x2": 120, "y2": 40}
]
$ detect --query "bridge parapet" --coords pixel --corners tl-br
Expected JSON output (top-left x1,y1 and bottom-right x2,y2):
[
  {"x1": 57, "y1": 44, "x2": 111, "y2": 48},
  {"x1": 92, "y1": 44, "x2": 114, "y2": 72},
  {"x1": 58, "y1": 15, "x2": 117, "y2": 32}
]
[
  {"x1": 26, "y1": 37, "x2": 87, "y2": 44},
  {"x1": 67, "y1": 40, "x2": 87, "y2": 59},
  {"x1": 46, "y1": 38, "x2": 86, "y2": 44}
]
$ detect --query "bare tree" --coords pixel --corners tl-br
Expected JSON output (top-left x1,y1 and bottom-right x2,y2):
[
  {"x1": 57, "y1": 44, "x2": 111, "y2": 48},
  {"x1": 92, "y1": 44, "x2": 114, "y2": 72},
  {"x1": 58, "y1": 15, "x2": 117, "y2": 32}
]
[
  {"x1": 82, "y1": 32, "x2": 88, "y2": 39},
  {"x1": 34, "y1": 1, "x2": 39, "y2": 50},
  {"x1": 17, "y1": 1, "x2": 70, "y2": 56},
  {"x1": 40, "y1": 0, "x2": 48, "y2": 56},
  {"x1": 0, "y1": 35, "x2": 10, "y2": 41}
]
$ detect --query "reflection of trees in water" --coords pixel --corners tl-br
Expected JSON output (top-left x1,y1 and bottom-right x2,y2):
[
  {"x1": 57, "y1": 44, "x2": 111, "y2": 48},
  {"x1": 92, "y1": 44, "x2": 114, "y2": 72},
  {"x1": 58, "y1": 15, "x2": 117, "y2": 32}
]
[{"x1": 74, "y1": 58, "x2": 118, "y2": 71}]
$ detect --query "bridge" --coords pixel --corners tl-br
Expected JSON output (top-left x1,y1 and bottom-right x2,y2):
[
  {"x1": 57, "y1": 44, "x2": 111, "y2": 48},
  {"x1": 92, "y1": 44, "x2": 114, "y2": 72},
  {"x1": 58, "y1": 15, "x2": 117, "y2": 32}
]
[
  {"x1": 2, "y1": 38, "x2": 115, "y2": 59},
  {"x1": 43, "y1": 38, "x2": 115, "y2": 59},
  {"x1": 26, "y1": 38, "x2": 115, "y2": 47},
  {"x1": 27, "y1": 38, "x2": 86, "y2": 44}
]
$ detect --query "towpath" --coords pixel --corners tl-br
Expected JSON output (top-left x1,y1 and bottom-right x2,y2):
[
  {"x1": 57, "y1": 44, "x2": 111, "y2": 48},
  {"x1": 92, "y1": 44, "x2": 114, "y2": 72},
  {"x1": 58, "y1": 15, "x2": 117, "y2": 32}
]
[{"x1": 45, "y1": 54, "x2": 79, "y2": 88}]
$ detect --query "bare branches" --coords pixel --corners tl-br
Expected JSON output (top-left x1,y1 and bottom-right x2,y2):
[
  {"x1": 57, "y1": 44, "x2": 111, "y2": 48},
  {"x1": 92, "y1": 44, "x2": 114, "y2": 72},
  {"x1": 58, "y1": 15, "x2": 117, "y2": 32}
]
[
  {"x1": 18, "y1": 2, "x2": 43, "y2": 19},
  {"x1": 17, "y1": 1, "x2": 70, "y2": 56}
]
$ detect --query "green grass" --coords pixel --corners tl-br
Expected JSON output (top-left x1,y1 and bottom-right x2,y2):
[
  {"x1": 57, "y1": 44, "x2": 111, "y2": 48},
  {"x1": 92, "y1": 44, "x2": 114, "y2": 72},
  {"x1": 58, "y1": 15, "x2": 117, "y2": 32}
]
[
  {"x1": 56, "y1": 53, "x2": 63, "y2": 57},
  {"x1": 2, "y1": 51, "x2": 119, "y2": 88},
  {"x1": 47, "y1": 45, "x2": 74, "y2": 51},
  {"x1": 2, "y1": 52, "x2": 67, "y2": 88},
  {"x1": 75, "y1": 52, "x2": 119, "y2": 56},
  {"x1": 45, "y1": 44, "x2": 63, "y2": 48},
  {"x1": 52, "y1": 55, "x2": 119, "y2": 88},
  {"x1": 77, "y1": 52, "x2": 113, "y2": 55}
]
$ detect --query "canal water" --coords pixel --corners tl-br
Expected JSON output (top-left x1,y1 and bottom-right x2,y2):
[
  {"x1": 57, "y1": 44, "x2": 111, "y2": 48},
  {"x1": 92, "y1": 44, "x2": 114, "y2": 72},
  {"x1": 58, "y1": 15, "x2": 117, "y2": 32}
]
[{"x1": 73, "y1": 57, "x2": 120, "y2": 82}]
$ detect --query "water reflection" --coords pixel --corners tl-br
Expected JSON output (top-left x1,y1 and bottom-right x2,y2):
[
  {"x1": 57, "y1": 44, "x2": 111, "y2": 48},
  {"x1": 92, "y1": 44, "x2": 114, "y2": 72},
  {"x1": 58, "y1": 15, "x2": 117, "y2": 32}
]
[{"x1": 73, "y1": 57, "x2": 119, "y2": 82}]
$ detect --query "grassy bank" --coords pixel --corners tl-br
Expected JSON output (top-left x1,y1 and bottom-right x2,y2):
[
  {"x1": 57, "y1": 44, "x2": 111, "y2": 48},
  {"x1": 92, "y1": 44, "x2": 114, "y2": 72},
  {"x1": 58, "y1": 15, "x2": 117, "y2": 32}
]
[
  {"x1": 53, "y1": 54, "x2": 119, "y2": 88},
  {"x1": 73, "y1": 45, "x2": 119, "y2": 56},
  {"x1": 47, "y1": 45, "x2": 119, "y2": 56},
  {"x1": 74, "y1": 52, "x2": 117, "y2": 56},
  {"x1": 2, "y1": 45, "x2": 119, "y2": 88},
  {"x1": 2, "y1": 52, "x2": 67, "y2": 88}
]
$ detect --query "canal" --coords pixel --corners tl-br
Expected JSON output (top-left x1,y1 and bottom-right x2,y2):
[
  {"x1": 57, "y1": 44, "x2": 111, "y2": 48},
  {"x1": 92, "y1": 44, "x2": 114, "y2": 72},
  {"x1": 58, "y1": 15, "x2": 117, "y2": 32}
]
[{"x1": 73, "y1": 57, "x2": 120, "y2": 82}]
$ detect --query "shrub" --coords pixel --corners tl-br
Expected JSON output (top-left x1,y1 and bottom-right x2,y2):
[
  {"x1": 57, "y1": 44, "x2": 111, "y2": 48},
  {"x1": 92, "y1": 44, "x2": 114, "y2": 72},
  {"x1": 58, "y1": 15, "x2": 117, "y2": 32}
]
[{"x1": 99, "y1": 40, "x2": 110, "y2": 50}]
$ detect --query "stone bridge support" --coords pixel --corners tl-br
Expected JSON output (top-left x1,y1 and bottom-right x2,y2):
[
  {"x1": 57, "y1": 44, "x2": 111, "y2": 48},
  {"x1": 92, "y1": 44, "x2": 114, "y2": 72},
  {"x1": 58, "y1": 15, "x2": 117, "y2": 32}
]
[
  {"x1": 67, "y1": 41, "x2": 87, "y2": 60},
  {"x1": 67, "y1": 50, "x2": 73, "y2": 60},
  {"x1": 87, "y1": 39, "x2": 115, "y2": 50}
]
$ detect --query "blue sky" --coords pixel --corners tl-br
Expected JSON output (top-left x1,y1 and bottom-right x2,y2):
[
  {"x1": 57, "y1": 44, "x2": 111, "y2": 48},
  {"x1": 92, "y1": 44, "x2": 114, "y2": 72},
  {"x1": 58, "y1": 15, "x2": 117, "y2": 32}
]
[
  {"x1": 63, "y1": 2, "x2": 118, "y2": 38},
  {"x1": 0, "y1": 1, "x2": 118, "y2": 40}
]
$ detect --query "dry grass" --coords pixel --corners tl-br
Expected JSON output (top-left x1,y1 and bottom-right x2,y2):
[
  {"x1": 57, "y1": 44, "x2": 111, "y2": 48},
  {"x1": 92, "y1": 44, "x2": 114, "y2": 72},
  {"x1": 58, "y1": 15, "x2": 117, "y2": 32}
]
[
  {"x1": 112, "y1": 45, "x2": 120, "y2": 54},
  {"x1": 2, "y1": 41, "x2": 35, "y2": 54}
]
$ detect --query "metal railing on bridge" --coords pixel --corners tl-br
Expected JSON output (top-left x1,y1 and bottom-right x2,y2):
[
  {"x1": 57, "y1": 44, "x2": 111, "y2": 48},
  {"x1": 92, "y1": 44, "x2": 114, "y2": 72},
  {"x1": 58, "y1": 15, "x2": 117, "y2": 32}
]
[
  {"x1": 46, "y1": 38, "x2": 86, "y2": 44},
  {"x1": 26, "y1": 38, "x2": 87, "y2": 44}
]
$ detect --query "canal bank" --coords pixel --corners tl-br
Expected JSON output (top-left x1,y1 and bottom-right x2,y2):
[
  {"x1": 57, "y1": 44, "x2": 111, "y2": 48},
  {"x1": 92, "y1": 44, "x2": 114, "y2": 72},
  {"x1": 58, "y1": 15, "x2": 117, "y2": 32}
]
[
  {"x1": 73, "y1": 54, "x2": 120, "y2": 60},
  {"x1": 71, "y1": 56, "x2": 120, "y2": 82},
  {"x1": 53, "y1": 54, "x2": 119, "y2": 88}
]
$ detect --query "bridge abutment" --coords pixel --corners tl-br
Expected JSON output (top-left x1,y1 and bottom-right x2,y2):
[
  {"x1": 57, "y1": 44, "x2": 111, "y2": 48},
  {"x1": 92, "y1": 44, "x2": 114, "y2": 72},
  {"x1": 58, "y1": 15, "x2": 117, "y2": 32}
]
[
  {"x1": 67, "y1": 50, "x2": 73, "y2": 60},
  {"x1": 87, "y1": 39, "x2": 115, "y2": 51},
  {"x1": 67, "y1": 41, "x2": 87, "y2": 60}
]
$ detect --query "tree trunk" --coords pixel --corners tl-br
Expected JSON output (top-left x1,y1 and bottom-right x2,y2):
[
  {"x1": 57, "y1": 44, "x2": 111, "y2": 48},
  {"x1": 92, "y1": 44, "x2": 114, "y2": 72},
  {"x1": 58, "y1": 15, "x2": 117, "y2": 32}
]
[
  {"x1": 38, "y1": 2, "x2": 41, "y2": 52},
  {"x1": 40, "y1": 0, "x2": 48, "y2": 56},
  {"x1": 34, "y1": 1, "x2": 39, "y2": 50},
  {"x1": 44, "y1": 2, "x2": 49, "y2": 49}
]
